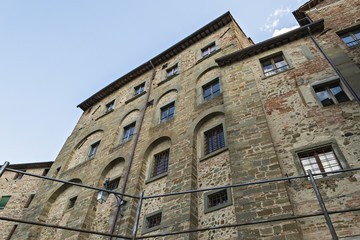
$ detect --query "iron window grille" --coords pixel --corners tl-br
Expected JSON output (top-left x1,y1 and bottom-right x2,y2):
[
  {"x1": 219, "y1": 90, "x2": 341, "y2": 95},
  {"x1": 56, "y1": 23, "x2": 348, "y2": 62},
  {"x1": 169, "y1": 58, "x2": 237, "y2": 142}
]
[
  {"x1": 146, "y1": 212, "x2": 162, "y2": 229},
  {"x1": 0, "y1": 195, "x2": 11, "y2": 210},
  {"x1": 68, "y1": 196, "x2": 77, "y2": 209},
  {"x1": 204, "y1": 125, "x2": 225, "y2": 155},
  {"x1": 14, "y1": 170, "x2": 26, "y2": 180},
  {"x1": 208, "y1": 189, "x2": 228, "y2": 208},
  {"x1": 6, "y1": 225, "x2": 17, "y2": 240},
  {"x1": 261, "y1": 54, "x2": 289, "y2": 77},
  {"x1": 151, "y1": 149, "x2": 169, "y2": 178},
  {"x1": 107, "y1": 177, "x2": 120, "y2": 190},
  {"x1": 88, "y1": 141, "x2": 100, "y2": 160},
  {"x1": 202, "y1": 43, "x2": 216, "y2": 57},
  {"x1": 339, "y1": 29, "x2": 360, "y2": 47},
  {"x1": 135, "y1": 83, "x2": 145, "y2": 96},
  {"x1": 313, "y1": 82, "x2": 350, "y2": 107},
  {"x1": 105, "y1": 101, "x2": 115, "y2": 113},
  {"x1": 24, "y1": 194, "x2": 35, "y2": 208},
  {"x1": 298, "y1": 146, "x2": 342, "y2": 179},
  {"x1": 123, "y1": 123, "x2": 136, "y2": 142},
  {"x1": 166, "y1": 65, "x2": 178, "y2": 77},
  {"x1": 203, "y1": 79, "x2": 220, "y2": 101},
  {"x1": 160, "y1": 103, "x2": 175, "y2": 122}
]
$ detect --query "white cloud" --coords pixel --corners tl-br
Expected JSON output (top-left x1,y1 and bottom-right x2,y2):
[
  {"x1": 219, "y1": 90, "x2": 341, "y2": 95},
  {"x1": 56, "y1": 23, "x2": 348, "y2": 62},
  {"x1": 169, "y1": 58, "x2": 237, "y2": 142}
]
[
  {"x1": 261, "y1": 7, "x2": 291, "y2": 32},
  {"x1": 272, "y1": 26, "x2": 299, "y2": 37},
  {"x1": 272, "y1": 8, "x2": 290, "y2": 17}
]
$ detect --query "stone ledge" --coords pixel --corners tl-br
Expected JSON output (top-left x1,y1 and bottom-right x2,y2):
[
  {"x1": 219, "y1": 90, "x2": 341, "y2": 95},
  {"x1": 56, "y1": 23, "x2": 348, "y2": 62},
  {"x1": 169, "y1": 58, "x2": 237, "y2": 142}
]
[
  {"x1": 145, "y1": 172, "x2": 168, "y2": 184},
  {"x1": 95, "y1": 109, "x2": 114, "y2": 121},
  {"x1": 125, "y1": 91, "x2": 147, "y2": 104},
  {"x1": 199, "y1": 147, "x2": 228, "y2": 162}
]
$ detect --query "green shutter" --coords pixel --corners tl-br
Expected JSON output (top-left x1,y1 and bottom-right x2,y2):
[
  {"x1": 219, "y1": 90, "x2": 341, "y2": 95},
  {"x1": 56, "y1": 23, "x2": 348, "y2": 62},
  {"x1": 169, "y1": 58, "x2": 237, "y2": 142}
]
[{"x1": 0, "y1": 196, "x2": 11, "y2": 209}]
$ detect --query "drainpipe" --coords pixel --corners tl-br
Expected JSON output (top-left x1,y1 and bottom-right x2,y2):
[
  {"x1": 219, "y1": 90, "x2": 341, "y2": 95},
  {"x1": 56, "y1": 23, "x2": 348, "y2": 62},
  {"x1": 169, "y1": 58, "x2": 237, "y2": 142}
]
[
  {"x1": 108, "y1": 61, "x2": 156, "y2": 239},
  {"x1": 307, "y1": 27, "x2": 360, "y2": 105}
]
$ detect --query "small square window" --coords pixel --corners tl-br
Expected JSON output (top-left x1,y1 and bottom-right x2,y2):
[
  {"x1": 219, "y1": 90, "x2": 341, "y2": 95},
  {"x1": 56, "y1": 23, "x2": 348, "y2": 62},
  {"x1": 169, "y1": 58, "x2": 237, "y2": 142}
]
[
  {"x1": 204, "y1": 189, "x2": 232, "y2": 213},
  {"x1": 105, "y1": 100, "x2": 115, "y2": 113},
  {"x1": 203, "y1": 79, "x2": 220, "y2": 101},
  {"x1": 146, "y1": 212, "x2": 162, "y2": 229},
  {"x1": 123, "y1": 123, "x2": 136, "y2": 142},
  {"x1": 160, "y1": 102, "x2": 175, "y2": 122},
  {"x1": 298, "y1": 146, "x2": 342, "y2": 179},
  {"x1": 68, "y1": 196, "x2": 77, "y2": 209},
  {"x1": 166, "y1": 64, "x2": 178, "y2": 77},
  {"x1": 202, "y1": 43, "x2": 216, "y2": 57},
  {"x1": 24, "y1": 194, "x2": 35, "y2": 208},
  {"x1": 151, "y1": 149, "x2": 169, "y2": 178},
  {"x1": 14, "y1": 170, "x2": 26, "y2": 180},
  {"x1": 261, "y1": 54, "x2": 289, "y2": 77},
  {"x1": 88, "y1": 141, "x2": 100, "y2": 160},
  {"x1": 204, "y1": 125, "x2": 225, "y2": 155},
  {"x1": 135, "y1": 83, "x2": 145, "y2": 96},
  {"x1": 339, "y1": 29, "x2": 360, "y2": 47},
  {"x1": 0, "y1": 195, "x2": 11, "y2": 210},
  {"x1": 107, "y1": 177, "x2": 120, "y2": 190},
  {"x1": 313, "y1": 81, "x2": 350, "y2": 107}
]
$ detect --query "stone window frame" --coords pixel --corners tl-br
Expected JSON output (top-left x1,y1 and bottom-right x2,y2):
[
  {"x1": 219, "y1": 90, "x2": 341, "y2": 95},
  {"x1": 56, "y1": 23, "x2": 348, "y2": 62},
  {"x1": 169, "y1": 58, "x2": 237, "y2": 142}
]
[
  {"x1": 141, "y1": 210, "x2": 163, "y2": 234},
  {"x1": 84, "y1": 140, "x2": 101, "y2": 161},
  {"x1": 337, "y1": 25, "x2": 360, "y2": 47},
  {"x1": 291, "y1": 139, "x2": 350, "y2": 181},
  {"x1": 0, "y1": 195, "x2": 11, "y2": 210},
  {"x1": 197, "y1": 74, "x2": 222, "y2": 105},
  {"x1": 107, "y1": 176, "x2": 121, "y2": 190},
  {"x1": 125, "y1": 80, "x2": 148, "y2": 104},
  {"x1": 145, "y1": 148, "x2": 170, "y2": 184},
  {"x1": 105, "y1": 100, "x2": 115, "y2": 113},
  {"x1": 197, "y1": 39, "x2": 220, "y2": 62},
  {"x1": 258, "y1": 50, "x2": 293, "y2": 79},
  {"x1": 122, "y1": 121, "x2": 136, "y2": 143},
  {"x1": 199, "y1": 121, "x2": 228, "y2": 162},
  {"x1": 309, "y1": 77, "x2": 353, "y2": 107},
  {"x1": 204, "y1": 188, "x2": 232, "y2": 214},
  {"x1": 154, "y1": 99, "x2": 177, "y2": 125},
  {"x1": 67, "y1": 196, "x2": 78, "y2": 210},
  {"x1": 161, "y1": 61, "x2": 181, "y2": 83}
]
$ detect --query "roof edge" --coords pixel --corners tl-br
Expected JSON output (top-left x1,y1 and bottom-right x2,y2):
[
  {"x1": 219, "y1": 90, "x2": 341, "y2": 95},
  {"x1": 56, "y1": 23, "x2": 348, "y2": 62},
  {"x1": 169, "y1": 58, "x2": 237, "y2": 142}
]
[{"x1": 1, "y1": 161, "x2": 54, "y2": 170}]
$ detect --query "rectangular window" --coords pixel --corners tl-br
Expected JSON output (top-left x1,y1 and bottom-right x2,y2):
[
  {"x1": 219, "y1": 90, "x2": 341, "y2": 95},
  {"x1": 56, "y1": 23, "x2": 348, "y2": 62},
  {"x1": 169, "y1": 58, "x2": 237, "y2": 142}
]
[
  {"x1": 14, "y1": 170, "x2": 26, "y2": 180},
  {"x1": 42, "y1": 169, "x2": 50, "y2": 176},
  {"x1": 105, "y1": 100, "x2": 115, "y2": 113},
  {"x1": 6, "y1": 225, "x2": 17, "y2": 240},
  {"x1": 339, "y1": 29, "x2": 360, "y2": 47},
  {"x1": 298, "y1": 146, "x2": 342, "y2": 178},
  {"x1": 24, "y1": 194, "x2": 35, "y2": 208},
  {"x1": 261, "y1": 54, "x2": 289, "y2": 77},
  {"x1": 160, "y1": 103, "x2": 175, "y2": 122},
  {"x1": 0, "y1": 196, "x2": 11, "y2": 210},
  {"x1": 204, "y1": 125, "x2": 225, "y2": 155},
  {"x1": 313, "y1": 81, "x2": 350, "y2": 107},
  {"x1": 152, "y1": 149, "x2": 169, "y2": 178},
  {"x1": 146, "y1": 212, "x2": 162, "y2": 229},
  {"x1": 107, "y1": 177, "x2": 120, "y2": 190},
  {"x1": 202, "y1": 43, "x2": 216, "y2": 57},
  {"x1": 88, "y1": 141, "x2": 100, "y2": 159},
  {"x1": 68, "y1": 196, "x2": 77, "y2": 209},
  {"x1": 135, "y1": 83, "x2": 145, "y2": 96},
  {"x1": 123, "y1": 123, "x2": 136, "y2": 142},
  {"x1": 166, "y1": 64, "x2": 178, "y2": 77},
  {"x1": 203, "y1": 79, "x2": 220, "y2": 101},
  {"x1": 208, "y1": 189, "x2": 228, "y2": 208}
]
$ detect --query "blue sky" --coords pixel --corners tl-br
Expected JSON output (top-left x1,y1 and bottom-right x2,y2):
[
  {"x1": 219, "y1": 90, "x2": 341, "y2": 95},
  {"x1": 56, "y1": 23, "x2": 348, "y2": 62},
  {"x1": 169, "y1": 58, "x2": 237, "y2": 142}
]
[{"x1": 0, "y1": 0, "x2": 308, "y2": 164}]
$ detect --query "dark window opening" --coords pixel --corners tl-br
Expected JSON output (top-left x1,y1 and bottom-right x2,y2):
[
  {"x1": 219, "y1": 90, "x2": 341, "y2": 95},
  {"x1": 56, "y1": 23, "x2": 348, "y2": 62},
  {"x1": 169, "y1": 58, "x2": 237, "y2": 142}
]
[
  {"x1": 6, "y1": 225, "x2": 17, "y2": 240},
  {"x1": 314, "y1": 82, "x2": 350, "y2": 107},
  {"x1": 123, "y1": 123, "x2": 136, "y2": 142},
  {"x1": 147, "y1": 213, "x2": 162, "y2": 229},
  {"x1": 203, "y1": 79, "x2": 220, "y2": 101},
  {"x1": 42, "y1": 169, "x2": 50, "y2": 176},
  {"x1": 160, "y1": 103, "x2": 175, "y2": 122},
  {"x1": 166, "y1": 65, "x2": 178, "y2": 77},
  {"x1": 107, "y1": 177, "x2": 120, "y2": 190},
  {"x1": 151, "y1": 149, "x2": 169, "y2": 178},
  {"x1": 135, "y1": 83, "x2": 145, "y2": 96},
  {"x1": 105, "y1": 101, "x2": 115, "y2": 113},
  {"x1": 24, "y1": 194, "x2": 35, "y2": 208},
  {"x1": 261, "y1": 54, "x2": 289, "y2": 77},
  {"x1": 88, "y1": 141, "x2": 100, "y2": 159},
  {"x1": 208, "y1": 189, "x2": 228, "y2": 208},
  {"x1": 202, "y1": 43, "x2": 216, "y2": 57},
  {"x1": 204, "y1": 125, "x2": 225, "y2": 155},
  {"x1": 14, "y1": 170, "x2": 26, "y2": 180},
  {"x1": 68, "y1": 196, "x2": 77, "y2": 209}
]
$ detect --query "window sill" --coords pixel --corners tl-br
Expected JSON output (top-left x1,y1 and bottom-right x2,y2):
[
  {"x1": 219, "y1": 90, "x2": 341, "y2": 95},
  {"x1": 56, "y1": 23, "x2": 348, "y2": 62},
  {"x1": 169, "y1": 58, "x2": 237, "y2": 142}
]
[
  {"x1": 145, "y1": 172, "x2": 168, "y2": 184},
  {"x1": 261, "y1": 67, "x2": 294, "y2": 80},
  {"x1": 298, "y1": 171, "x2": 353, "y2": 184},
  {"x1": 196, "y1": 48, "x2": 222, "y2": 65},
  {"x1": 318, "y1": 99, "x2": 353, "y2": 108},
  {"x1": 204, "y1": 200, "x2": 232, "y2": 214},
  {"x1": 158, "y1": 73, "x2": 179, "y2": 86},
  {"x1": 95, "y1": 109, "x2": 114, "y2": 121},
  {"x1": 125, "y1": 91, "x2": 147, "y2": 104},
  {"x1": 200, "y1": 147, "x2": 228, "y2": 162}
]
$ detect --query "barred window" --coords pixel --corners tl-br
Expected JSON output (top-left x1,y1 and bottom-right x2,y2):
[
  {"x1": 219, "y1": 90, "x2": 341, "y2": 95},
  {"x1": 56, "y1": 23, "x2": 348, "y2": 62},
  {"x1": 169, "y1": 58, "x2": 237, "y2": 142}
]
[
  {"x1": 160, "y1": 103, "x2": 175, "y2": 122},
  {"x1": 123, "y1": 123, "x2": 136, "y2": 142},
  {"x1": 88, "y1": 141, "x2": 100, "y2": 159},
  {"x1": 298, "y1": 146, "x2": 342, "y2": 178},
  {"x1": 147, "y1": 213, "x2": 162, "y2": 229},
  {"x1": 107, "y1": 177, "x2": 120, "y2": 190},
  {"x1": 204, "y1": 125, "x2": 225, "y2": 155},
  {"x1": 203, "y1": 79, "x2": 220, "y2": 101},
  {"x1": 261, "y1": 54, "x2": 289, "y2": 77},
  {"x1": 152, "y1": 149, "x2": 169, "y2": 178},
  {"x1": 208, "y1": 189, "x2": 228, "y2": 208}
]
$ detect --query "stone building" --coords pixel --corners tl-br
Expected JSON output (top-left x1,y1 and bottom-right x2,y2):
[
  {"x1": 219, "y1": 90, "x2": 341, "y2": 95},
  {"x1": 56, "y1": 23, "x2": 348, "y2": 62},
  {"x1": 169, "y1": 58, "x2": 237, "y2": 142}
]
[{"x1": 1, "y1": 0, "x2": 359, "y2": 239}]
